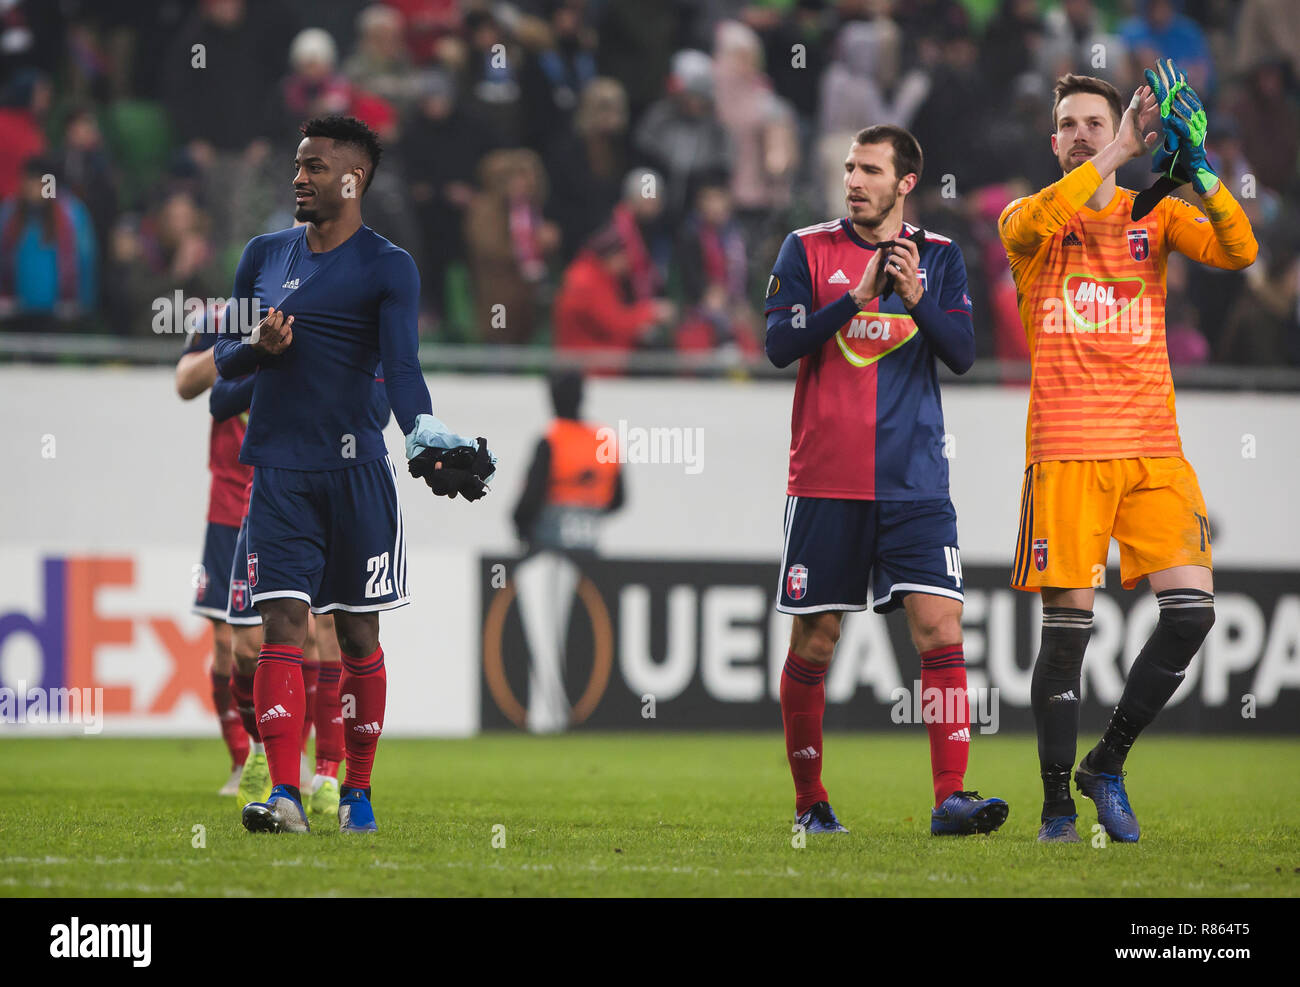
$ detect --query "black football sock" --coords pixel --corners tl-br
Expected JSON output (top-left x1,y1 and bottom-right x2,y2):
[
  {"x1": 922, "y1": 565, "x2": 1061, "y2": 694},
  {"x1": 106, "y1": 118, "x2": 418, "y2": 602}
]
[
  {"x1": 1088, "y1": 589, "x2": 1214, "y2": 775},
  {"x1": 1031, "y1": 607, "x2": 1092, "y2": 819}
]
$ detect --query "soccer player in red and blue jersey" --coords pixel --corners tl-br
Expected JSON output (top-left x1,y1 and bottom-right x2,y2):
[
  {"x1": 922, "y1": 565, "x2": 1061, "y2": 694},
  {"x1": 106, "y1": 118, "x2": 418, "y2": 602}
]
[
  {"x1": 765, "y1": 125, "x2": 1008, "y2": 836},
  {"x1": 213, "y1": 115, "x2": 494, "y2": 834},
  {"x1": 176, "y1": 327, "x2": 253, "y2": 795}
]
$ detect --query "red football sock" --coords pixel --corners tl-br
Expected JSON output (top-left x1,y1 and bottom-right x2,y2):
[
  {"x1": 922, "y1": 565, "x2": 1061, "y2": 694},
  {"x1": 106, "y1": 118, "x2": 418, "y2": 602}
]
[
  {"x1": 300, "y1": 660, "x2": 319, "y2": 751},
  {"x1": 230, "y1": 670, "x2": 261, "y2": 743},
  {"x1": 340, "y1": 646, "x2": 386, "y2": 791},
  {"x1": 781, "y1": 650, "x2": 829, "y2": 815},
  {"x1": 211, "y1": 669, "x2": 249, "y2": 767},
  {"x1": 921, "y1": 644, "x2": 970, "y2": 807},
  {"x1": 253, "y1": 644, "x2": 306, "y2": 790},
  {"x1": 314, "y1": 663, "x2": 344, "y2": 777}
]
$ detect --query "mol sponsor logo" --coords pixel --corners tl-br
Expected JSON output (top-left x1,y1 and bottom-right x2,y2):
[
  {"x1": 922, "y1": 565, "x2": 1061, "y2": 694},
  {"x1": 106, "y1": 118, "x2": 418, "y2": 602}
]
[
  {"x1": 1048, "y1": 274, "x2": 1151, "y2": 336},
  {"x1": 0, "y1": 554, "x2": 218, "y2": 730},
  {"x1": 835, "y1": 313, "x2": 918, "y2": 367}
]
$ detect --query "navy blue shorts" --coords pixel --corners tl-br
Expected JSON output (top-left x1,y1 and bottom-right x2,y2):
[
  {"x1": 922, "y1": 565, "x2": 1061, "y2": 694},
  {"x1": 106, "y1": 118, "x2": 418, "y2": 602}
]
[
  {"x1": 777, "y1": 496, "x2": 964, "y2": 614},
  {"x1": 226, "y1": 516, "x2": 260, "y2": 626},
  {"x1": 193, "y1": 521, "x2": 239, "y2": 619},
  {"x1": 246, "y1": 456, "x2": 409, "y2": 615}
]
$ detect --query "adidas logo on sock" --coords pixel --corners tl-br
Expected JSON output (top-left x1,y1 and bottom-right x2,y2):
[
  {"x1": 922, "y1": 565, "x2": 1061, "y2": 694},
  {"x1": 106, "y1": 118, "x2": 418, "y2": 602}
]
[
  {"x1": 352, "y1": 721, "x2": 381, "y2": 735},
  {"x1": 1049, "y1": 690, "x2": 1079, "y2": 703},
  {"x1": 827, "y1": 269, "x2": 850, "y2": 284},
  {"x1": 791, "y1": 745, "x2": 820, "y2": 759},
  {"x1": 258, "y1": 704, "x2": 289, "y2": 723},
  {"x1": 947, "y1": 727, "x2": 971, "y2": 742}
]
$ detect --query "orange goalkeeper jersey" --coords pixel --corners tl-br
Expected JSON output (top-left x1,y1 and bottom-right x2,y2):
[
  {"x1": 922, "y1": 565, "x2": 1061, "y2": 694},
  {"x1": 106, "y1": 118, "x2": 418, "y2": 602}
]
[{"x1": 999, "y1": 162, "x2": 1257, "y2": 465}]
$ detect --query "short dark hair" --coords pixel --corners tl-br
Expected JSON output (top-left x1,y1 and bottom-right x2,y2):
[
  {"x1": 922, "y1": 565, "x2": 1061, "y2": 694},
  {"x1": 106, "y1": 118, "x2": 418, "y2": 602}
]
[
  {"x1": 853, "y1": 125, "x2": 923, "y2": 184},
  {"x1": 1052, "y1": 74, "x2": 1123, "y2": 131},
  {"x1": 549, "y1": 369, "x2": 584, "y2": 419},
  {"x1": 300, "y1": 115, "x2": 383, "y2": 193}
]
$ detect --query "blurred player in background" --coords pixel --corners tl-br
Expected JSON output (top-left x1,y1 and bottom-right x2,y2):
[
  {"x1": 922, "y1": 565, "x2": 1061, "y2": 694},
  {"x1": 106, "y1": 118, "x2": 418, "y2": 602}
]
[
  {"x1": 764, "y1": 125, "x2": 1008, "y2": 837},
  {"x1": 511, "y1": 369, "x2": 624, "y2": 732},
  {"x1": 1000, "y1": 69, "x2": 1257, "y2": 843},
  {"x1": 214, "y1": 115, "x2": 494, "y2": 834},
  {"x1": 175, "y1": 324, "x2": 252, "y2": 794}
]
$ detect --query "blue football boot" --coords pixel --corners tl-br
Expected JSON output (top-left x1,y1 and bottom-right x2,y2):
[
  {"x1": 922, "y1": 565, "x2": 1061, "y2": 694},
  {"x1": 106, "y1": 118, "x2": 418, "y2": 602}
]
[
  {"x1": 242, "y1": 784, "x2": 310, "y2": 834},
  {"x1": 795, "y1": 801, "x2": 849, "y2": 834},
  {"x1": 1037, "y1": 814, "x2": 1082, "y2": 843},
  {"x1": 931, "y1": 790, "x2": 1009, "y2": 836},
  {"x1": 338, "y1": 788, "x2": 378, "y2": 834},
  {"x1": 1074, "y1": 760, "x2": 1140, "y2": 843}
]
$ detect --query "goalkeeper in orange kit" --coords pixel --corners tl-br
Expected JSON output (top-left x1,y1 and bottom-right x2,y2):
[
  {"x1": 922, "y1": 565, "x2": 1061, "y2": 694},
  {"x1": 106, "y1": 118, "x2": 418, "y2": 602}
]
[{"x1": 998, "y1": 66, "x2": 1257, "y2": 844}]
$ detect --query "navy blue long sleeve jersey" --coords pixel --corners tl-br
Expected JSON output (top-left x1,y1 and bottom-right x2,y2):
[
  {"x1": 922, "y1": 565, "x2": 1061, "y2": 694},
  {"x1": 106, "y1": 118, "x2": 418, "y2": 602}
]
[{"x1": 213, "y1": 224, "x2": 431, "y2": 471}]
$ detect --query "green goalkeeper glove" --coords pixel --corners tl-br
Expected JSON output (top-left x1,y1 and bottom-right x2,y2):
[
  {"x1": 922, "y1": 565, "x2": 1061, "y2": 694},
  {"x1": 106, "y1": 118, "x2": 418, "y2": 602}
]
[{"x1": 1144, "y1": 58, "x2": 1218, "y2": 195}]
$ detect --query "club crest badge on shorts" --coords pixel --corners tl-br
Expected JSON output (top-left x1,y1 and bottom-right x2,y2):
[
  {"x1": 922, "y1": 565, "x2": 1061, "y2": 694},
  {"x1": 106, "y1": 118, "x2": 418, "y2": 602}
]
[
  {"x1": 1032, "y1": 538, "x2": 1048, "y2": 572},
  {"x1": 193, "y1": 564, "x2": 208, "y2": 603},
  {"x1": 247, "y1": 553, "x2": 259, "y2": 588},
  {"x1": 787, "y1": 563, "x2": 808, "y2": 601},
  {"x1": 231, "y1": 580, "x2": 248, "y2": 611}
]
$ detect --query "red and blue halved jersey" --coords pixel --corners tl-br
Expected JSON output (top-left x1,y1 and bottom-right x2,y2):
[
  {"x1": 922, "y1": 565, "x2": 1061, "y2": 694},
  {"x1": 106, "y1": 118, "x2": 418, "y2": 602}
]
[
  {"x1": 765, "y1": 219, "x2": 973, "y2": 500},
  {"x1": 185, "y1": 328, "x2": 252, "y2": 527}
]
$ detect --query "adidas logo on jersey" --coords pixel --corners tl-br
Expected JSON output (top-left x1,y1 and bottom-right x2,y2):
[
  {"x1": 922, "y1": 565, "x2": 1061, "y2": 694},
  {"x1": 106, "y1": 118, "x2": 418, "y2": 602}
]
[
  {"x1": 791, "y1": 745, "x2": 820, "y2": 759},
  {"x1": 281, "y1": 278, "x2": 300, "y2": 290},
  {"x1": 827, "y1": 269, "x2": 851, "y2": 284},
  {"x1": 1062, "y1": 232, "x2": 1082, "y2": 246},
  {"x1": 353, "y1": 721, "x2": 382, "y2": 735},
  {"x1": 1049, "y1": 690, "x2": 1079, "y2": 703},
  {"x1": 259, "y1": 703, "x2": 289, "y2": 723},
  {"x1": 947, "y1": 727, "x2": 971, "y2": 743}
]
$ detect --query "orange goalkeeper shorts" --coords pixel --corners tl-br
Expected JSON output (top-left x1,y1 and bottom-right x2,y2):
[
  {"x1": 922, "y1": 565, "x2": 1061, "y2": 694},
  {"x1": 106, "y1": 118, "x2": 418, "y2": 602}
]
[{"x1": 1011, "y1": 457, "x2": 1212, "y2": 592}]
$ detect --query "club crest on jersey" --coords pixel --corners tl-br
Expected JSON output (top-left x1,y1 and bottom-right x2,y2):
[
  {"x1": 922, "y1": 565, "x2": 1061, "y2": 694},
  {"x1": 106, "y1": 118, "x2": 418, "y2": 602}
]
[
  {"x1": 1032, "y1": 539, "x2": 1048, "y2": 572},
  {"x1": 231, "y1": 579, "x2": 249, "y2": 611},
  {"x1": 247, "y1": 553, "x2": 259, "y2": 588},
  {"x1": 787, "y1": 563, "x2": 808, "y2": 601},
  {"x1": 1126, "y1": 228, "x2": 1150, "y2": 261}
]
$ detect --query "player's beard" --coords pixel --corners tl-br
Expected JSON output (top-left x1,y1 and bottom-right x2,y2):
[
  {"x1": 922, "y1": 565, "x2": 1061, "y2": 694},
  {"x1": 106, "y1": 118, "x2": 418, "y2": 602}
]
[
  {"x1": 294, "y1": 202, "x2": 321, "y2": 223},
  {"x1": 1060, "y1": 146, "x2": 1094, "y2": 174},
  {"x1": 849, "y1": 187, "x2": 896, "y2": 229}
]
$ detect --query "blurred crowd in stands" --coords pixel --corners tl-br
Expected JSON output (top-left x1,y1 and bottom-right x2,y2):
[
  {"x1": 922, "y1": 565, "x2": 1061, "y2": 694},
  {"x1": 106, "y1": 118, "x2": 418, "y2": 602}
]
[{"x1": 0, "y1": 0, "x2": 1298, "y2": 368}]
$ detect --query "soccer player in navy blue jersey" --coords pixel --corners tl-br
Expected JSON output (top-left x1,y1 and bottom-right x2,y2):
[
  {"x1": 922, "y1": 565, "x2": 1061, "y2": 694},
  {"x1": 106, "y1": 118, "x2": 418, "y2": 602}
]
[
  {"x1": 765, "y1": 125, "x2": 1008, "y2": 836},
  {"x1": 213, "y1": 115, "x2": 492, "y2": 834}
]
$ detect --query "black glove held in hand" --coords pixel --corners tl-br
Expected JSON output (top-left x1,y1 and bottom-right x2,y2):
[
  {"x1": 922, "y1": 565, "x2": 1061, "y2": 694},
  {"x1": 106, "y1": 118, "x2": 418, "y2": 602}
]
[{"x1": 407, "y1": 437, "x2": 495, "y2": 501}]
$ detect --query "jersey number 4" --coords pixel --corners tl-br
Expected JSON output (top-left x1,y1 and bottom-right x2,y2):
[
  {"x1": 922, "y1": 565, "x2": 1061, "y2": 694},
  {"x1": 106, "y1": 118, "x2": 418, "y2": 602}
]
[
  {"x1": 365, "y1": 552, "x2": 394, "y2": 598},
  {"x1": 944, "y1": 546, "x2": 963, "y2": 588}
]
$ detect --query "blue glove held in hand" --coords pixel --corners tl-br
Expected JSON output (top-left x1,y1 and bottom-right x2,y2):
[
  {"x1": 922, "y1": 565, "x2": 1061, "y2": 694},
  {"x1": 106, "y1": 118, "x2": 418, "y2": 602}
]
[{"x1": 404, "y1": 413, "x2": 475, "y2": 461}]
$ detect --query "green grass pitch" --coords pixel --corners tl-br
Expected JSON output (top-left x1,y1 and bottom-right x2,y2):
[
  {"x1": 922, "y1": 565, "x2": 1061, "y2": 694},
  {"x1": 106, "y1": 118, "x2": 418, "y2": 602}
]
[{"x1": 1, "y1": 734, "x2": 1296, "y2": 897}]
